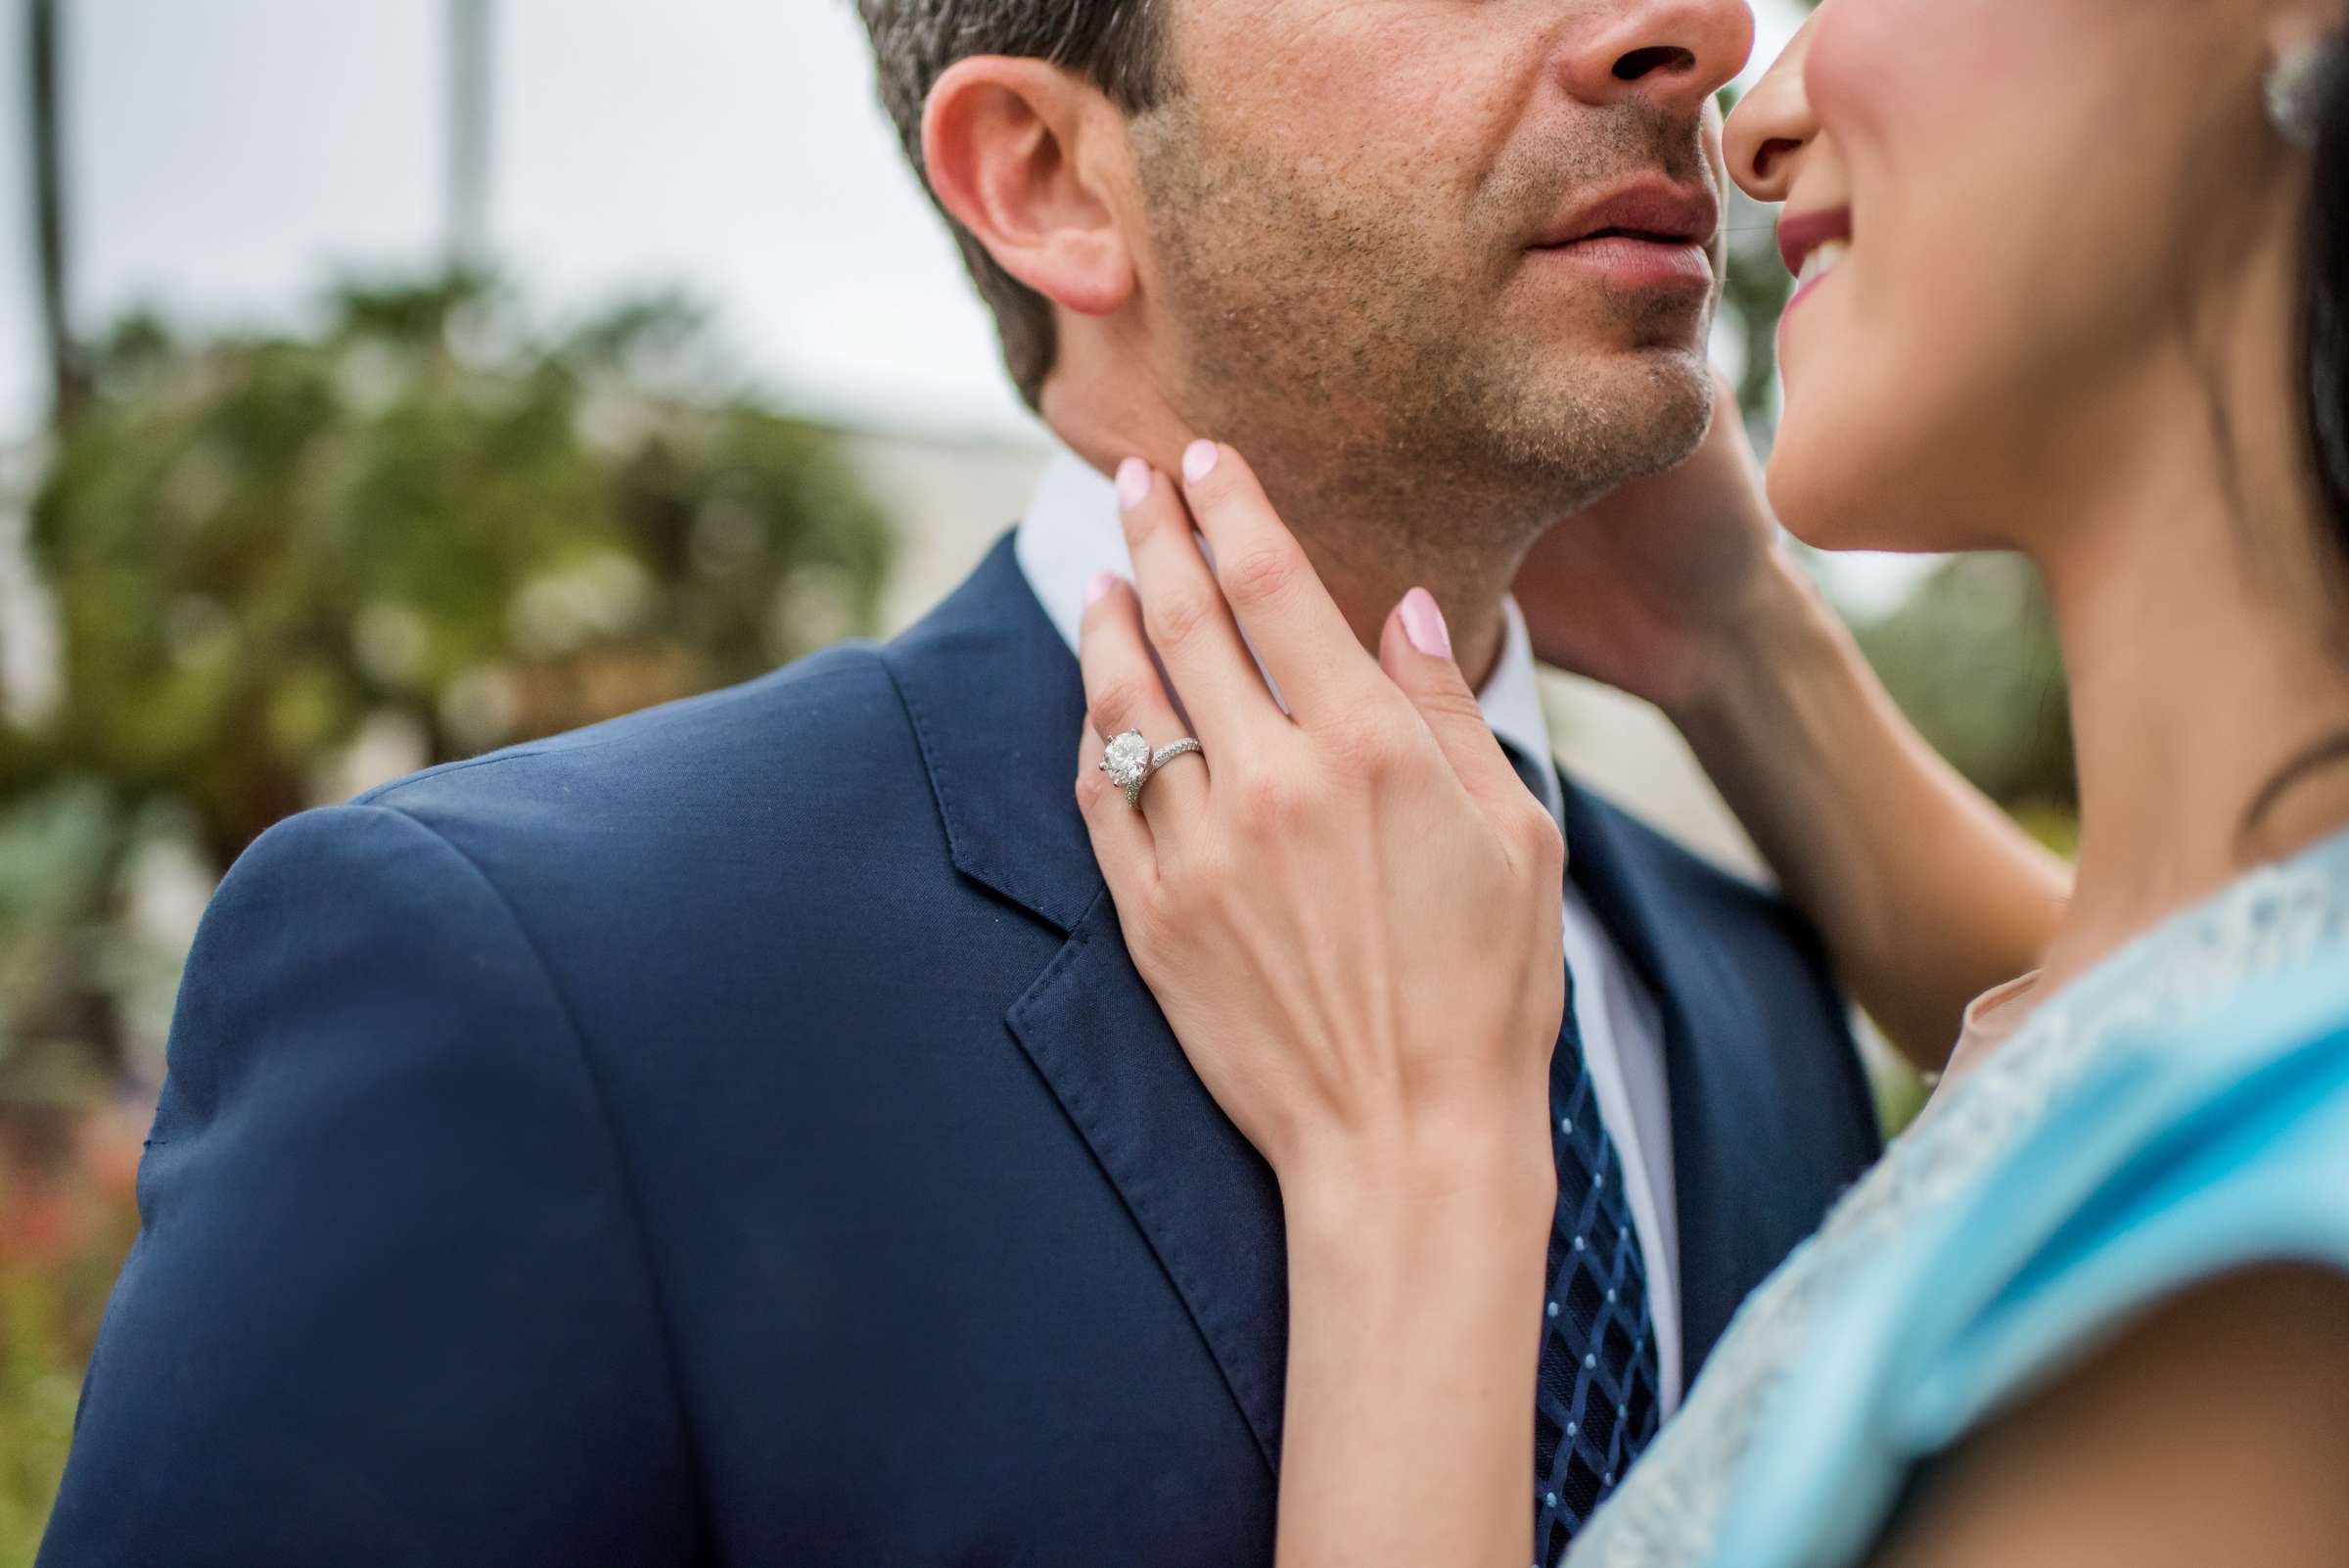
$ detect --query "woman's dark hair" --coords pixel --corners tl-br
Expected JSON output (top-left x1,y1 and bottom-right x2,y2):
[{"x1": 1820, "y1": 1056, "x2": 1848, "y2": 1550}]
[
  {"x1": 2243, "y1": 47, "x2": 2349, "y2": 841},
  {"x1": 2311, "y1": 49, "x2": 2349, "y2": 576}
]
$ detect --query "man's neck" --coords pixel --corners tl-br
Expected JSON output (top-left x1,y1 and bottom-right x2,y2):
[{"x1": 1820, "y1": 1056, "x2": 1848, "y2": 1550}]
[{"x1": 1039, "y1": 373, "x2": 1522, "y2": 690}]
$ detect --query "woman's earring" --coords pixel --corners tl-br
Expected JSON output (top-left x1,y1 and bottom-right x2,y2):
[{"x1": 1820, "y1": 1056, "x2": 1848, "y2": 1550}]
[{"x1": 2267, "y1": 36, "x2": 2343, "y2": 152}]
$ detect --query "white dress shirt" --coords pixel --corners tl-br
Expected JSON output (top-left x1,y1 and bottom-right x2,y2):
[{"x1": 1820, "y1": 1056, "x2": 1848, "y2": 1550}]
[{"x1": 1014, "y1": 445, "x2": 1684, "y2": 1413}]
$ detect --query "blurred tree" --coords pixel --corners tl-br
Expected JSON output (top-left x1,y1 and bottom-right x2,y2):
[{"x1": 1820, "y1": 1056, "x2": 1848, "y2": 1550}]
[
  {"x1": 2, "y1": 272, "x2": 895, "y2": 1089},
  {"x1": 1850, "y1": 554, "x2": 2077, "y2": 812}
]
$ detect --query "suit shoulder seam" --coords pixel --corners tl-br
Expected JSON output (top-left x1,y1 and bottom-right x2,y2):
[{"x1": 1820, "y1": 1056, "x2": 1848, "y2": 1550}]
[
  {"x1": 356, "y1": 646, "x2": 897, "y2": 809},
  {"x1": 347, "y1": 800, "x2": 713, "y2": 1529}
]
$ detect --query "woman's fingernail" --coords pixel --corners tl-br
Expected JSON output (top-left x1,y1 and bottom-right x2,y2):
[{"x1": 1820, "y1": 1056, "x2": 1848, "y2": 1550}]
[
  {"x1": 1115, "y1": 457, "x2": 1151, "y2": 511},
  {"x1": 1181, "y1": 440, "x2": 1220, "y2": 485},
  {"x1": 1400, "y1": 587, "x2": 1451, "y2": 659},
  {"x1": 1085, "y1": 571, "x2": 1119, "y2": 606}
]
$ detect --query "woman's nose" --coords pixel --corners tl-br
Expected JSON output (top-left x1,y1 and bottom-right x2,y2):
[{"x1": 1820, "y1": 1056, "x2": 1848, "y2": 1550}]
[
  {"x1": 1724, "y1": 17, "x2": 1819, "y2": 203},
  {"x1": 1555, "y1": 0, "x2": 1758, "y2": 120}
]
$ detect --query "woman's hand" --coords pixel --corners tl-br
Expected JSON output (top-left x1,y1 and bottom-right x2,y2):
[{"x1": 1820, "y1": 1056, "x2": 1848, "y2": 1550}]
[
  {"x1": 1076, "y1": 440, "x2": 1564, "y2": 1568},
  {"x1": 1074, "y1": 440, "x2": 1565, "y2": 1217}
]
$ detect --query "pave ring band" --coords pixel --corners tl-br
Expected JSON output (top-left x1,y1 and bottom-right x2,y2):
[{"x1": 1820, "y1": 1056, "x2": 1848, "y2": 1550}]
[{"x1": 1100, "y1": 729, "x2": 1207, "y2": 808}]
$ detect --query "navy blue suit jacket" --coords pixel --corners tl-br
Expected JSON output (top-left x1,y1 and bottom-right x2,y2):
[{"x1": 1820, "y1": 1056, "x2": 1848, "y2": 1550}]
[{"x1": 42, "y1": 534, "x2": 1879, "y2": 1565}]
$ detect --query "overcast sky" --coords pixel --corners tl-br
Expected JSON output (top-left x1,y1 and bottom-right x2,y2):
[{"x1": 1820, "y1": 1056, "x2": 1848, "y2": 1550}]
[{"x1": 0, "y1": 0, "x2": 1815, "y2": 449}]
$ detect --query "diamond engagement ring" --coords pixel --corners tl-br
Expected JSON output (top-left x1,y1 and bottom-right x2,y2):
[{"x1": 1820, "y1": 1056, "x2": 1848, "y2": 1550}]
[{"x1": 1099, "y1": 729, "x2": 1206, "y2": 808}]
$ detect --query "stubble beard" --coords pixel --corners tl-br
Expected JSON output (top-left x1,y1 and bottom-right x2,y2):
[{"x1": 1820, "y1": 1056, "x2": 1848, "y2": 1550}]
[{"x1": 1128, "y1": 101, "x2": 1717, "y2": 589}]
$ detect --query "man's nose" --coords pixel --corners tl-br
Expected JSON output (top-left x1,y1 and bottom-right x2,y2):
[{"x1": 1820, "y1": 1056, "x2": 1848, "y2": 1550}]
[{"x1": 1555, "y1": 0, "x2": 1756, "y2": 118}]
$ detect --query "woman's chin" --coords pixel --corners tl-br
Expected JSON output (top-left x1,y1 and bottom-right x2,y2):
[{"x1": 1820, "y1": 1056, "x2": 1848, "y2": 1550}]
[
  {"x1": 1764, "y1": 442, "x2": 1870, "y2": 554},
  {"x1": 1765, "y1": 419, "x2": 1943, "y2": 556}
]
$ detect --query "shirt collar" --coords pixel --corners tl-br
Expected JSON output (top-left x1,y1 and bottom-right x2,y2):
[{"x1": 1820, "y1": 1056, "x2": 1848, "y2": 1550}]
[{"x1": 1014, "y1": 441, "x2": 1564, "y2": 822}]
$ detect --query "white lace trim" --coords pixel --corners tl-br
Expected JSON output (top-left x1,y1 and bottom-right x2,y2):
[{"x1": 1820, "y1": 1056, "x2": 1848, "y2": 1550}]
[{"x1": 1562, "y1": 847, "x2": 2349, "y2": 1568}]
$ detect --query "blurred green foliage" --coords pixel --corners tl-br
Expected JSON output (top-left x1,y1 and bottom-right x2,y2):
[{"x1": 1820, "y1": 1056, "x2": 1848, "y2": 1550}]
[
  {"x1": 0, "y1": 1164, "x2": 138, "y2": 1565},
  {"x1": 2, "y1": 271, "x2": 894, "y2": 1090},
  {"x1": 1851, "y1": 554, "x2": 2077, "y2": 813},
  {"x1": 19, "y1": 272, "x2": 892, "y2": 874},
  {"x1": 2, "y1": 1272, "x2": 87, "y2": 1562}
]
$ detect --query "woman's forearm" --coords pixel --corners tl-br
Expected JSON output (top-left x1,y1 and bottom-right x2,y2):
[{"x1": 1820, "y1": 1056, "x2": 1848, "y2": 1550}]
[
  {"x1": 1273, "y1": 1146, "x2": 1556, "y2": 1568},
  {"x1": 1671, "y1": 560, "x2": 2072, "y2": 1071}
]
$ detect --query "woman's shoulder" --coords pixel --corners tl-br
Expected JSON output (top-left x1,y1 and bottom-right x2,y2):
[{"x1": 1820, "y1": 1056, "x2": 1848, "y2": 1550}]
[{"x1": 1709, "y1": 955, "x2": 2349, "y2": 1568}]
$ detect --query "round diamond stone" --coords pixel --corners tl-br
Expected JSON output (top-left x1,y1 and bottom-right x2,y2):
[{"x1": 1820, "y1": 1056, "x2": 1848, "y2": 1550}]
[{"x1": 1102, "y1": 729, "x2": 1153, "y2": 790}]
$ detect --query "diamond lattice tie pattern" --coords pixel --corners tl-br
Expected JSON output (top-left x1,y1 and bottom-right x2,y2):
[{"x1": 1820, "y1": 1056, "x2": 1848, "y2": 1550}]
[
  {"x1": 1495, "y1": 739, "x2": 1663, "y2": 1568},
  {"x1": 1531, "y1": 1011, "x2": 1661, "y2": 1565}
]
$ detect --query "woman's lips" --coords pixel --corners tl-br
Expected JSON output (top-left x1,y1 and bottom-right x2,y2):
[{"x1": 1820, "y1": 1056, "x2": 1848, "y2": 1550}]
[
  {"x1": 1775, "y1": 207, "x2": 1853, "y2": 279},
  {"x1": 1775, "y1": 207, "x2": 1854, "y2": 328},
  {"x1": 1785, "y1": 239, "x2": 1849, "y2": 314}
]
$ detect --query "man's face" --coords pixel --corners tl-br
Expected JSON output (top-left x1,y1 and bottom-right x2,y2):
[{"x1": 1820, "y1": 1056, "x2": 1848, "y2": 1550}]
[{"x1": 1125, "y1": 0, "x2": 1752, "y2": 541}]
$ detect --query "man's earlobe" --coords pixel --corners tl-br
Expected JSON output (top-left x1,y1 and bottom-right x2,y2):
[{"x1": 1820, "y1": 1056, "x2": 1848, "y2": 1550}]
[{"x1": 922, "y1": 57, "x2": 1137, "y2": 319}]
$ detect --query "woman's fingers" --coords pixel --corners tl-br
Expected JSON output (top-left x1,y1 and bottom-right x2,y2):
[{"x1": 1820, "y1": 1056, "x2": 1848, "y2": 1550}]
[
  {"x1": 1115, "y1": 458, "x2": 1284, "y2": 756},
  {"x1": 1378, "y1": 587, "x2": 1556, "y2": 838},
  {"x1": 1076, "y1": 716, "x2": 1159, "y2": 911},
  {"x1": 1079, "y1": 571, "x2": 1213, "y2": 827},
  {"x1": 1175, "y1": 440, "x2": 1378, "y2": 721}
]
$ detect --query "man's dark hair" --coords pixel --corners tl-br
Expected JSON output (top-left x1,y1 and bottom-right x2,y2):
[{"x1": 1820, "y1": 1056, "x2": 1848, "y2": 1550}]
[{"x1": 856, "y1": 1, "x2": 1175, "y2": 410}]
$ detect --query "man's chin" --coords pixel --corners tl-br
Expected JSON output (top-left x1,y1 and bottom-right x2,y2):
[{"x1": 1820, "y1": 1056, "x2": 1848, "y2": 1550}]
[
  {"x1": 1525, "y1": 341, "x2": 1712, "y2": 425},
  {"x1": 1469, "y1": 346, "x2": 1714, "y2": 500}
]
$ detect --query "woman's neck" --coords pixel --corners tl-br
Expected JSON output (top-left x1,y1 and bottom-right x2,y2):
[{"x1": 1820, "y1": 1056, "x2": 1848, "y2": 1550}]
[{"x1": 2033, "y1": 366, "x2": 2349, "y2": 1002}]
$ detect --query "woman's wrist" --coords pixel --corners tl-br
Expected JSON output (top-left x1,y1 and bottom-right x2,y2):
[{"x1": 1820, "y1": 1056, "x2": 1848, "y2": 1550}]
[
  {"x1": 1665, "y1": 551, "x2": 1852, "y2": 744},
  {"x1": 1277, "y1": 1126, "x2": 1558, "y2": 1262},
  {"x1": 1272, "y1": 1120, "x2": 1558, "y2": 1568}
]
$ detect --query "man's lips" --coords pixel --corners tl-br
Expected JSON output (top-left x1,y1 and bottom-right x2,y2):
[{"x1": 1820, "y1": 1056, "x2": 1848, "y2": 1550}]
[
  {"x1": 1776, "y1": 207, "x2": 1853, "y2": 281},
  {"x1": 1529, "y1": 180, "x2": 1720, "y2": 253},
  {"x1": 1527, "y1": 180, "x2": 1719, "y2": 292}
]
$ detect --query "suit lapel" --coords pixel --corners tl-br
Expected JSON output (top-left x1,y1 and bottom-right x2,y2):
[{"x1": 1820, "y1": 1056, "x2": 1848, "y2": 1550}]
[
  {"x1": 881, "y1": 534, "x2": 1101, "y2": 934},
  {"x1": 1558, "y1": 779, "x2": 1781, "y2": 1379},
  {"x1": 1005, "y1": 896, "x2": 1290, "y2": 1469},
  {"x1": 884, "y1": 536, "x2": 1289, "y2": 1473}
]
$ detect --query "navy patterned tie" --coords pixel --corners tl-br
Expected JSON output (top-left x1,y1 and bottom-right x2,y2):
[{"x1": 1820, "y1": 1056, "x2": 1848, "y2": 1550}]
[{"x1": 1501, "y1": 741, "x2": 1663, "y2": 1567}]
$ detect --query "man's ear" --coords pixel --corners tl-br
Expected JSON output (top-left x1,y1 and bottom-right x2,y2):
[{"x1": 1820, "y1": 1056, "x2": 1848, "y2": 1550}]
[{"x1": 922, "y1": 58, "x2": 1137, "y2": 319}]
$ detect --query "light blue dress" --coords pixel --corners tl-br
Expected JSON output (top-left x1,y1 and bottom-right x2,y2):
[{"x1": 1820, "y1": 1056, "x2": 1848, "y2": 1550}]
[{"x1": 1568, "y1": 823, "x2": 2349, "y2": 1567}]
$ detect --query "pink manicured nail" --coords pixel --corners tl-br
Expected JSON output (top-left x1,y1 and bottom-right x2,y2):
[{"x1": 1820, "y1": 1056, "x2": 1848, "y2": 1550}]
[
  {"x1": 1115, "y1": 457, "x2": 1151, "y2": 511},
  {"x1": 1085, "y1": 571, "x2": 1119, "y2": 606},
  {"x1": 1400, "y1": 587, "x2": 1451, "y2": 659},
  {"x1": 1181, "y1": 440, "x2": 1220, "y2": 485}
]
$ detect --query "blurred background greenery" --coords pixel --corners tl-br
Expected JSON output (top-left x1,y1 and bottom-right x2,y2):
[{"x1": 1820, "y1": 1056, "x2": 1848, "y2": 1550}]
[{"x1": 0, "y1": 0, "x2": 2074, "y2": 1558}]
